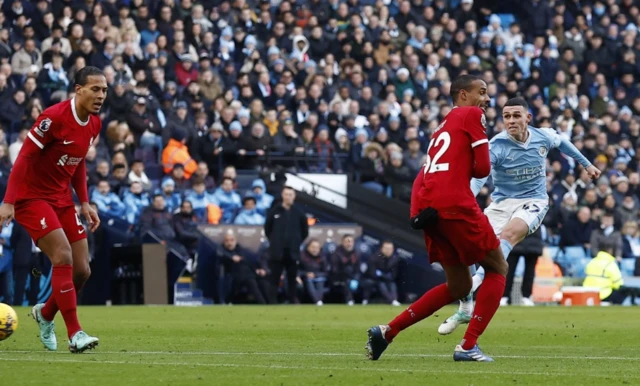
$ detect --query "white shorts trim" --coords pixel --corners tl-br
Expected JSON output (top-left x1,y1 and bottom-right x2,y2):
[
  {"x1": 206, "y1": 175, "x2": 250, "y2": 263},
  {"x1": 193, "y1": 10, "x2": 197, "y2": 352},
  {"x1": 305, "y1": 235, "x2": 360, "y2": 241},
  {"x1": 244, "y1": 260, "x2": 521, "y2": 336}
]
[{"x1": 484, "y1": 198, "x2": 549, "y2": 236}]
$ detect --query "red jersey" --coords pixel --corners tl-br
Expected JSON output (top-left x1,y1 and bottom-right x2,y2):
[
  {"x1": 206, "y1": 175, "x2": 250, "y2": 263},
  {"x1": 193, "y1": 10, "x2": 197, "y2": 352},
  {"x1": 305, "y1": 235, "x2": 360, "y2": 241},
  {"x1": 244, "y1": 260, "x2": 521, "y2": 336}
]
[
  {"x1": 4, "y1": 99, "x2": 102, "y2": 207},
  {"x1": 413, "y1": 106, "x2": 490, "y2": 219}
]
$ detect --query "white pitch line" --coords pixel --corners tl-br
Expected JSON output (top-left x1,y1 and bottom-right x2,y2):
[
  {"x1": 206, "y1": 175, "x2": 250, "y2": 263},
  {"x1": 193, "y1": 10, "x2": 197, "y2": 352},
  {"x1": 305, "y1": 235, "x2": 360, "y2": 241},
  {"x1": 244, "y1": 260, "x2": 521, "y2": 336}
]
[
  {"x1": 0, "y1": 356, "x2": 636, "y2": 379},
  {"x1": 0, "y1": 350, "x2": 637, "y2": 361}
]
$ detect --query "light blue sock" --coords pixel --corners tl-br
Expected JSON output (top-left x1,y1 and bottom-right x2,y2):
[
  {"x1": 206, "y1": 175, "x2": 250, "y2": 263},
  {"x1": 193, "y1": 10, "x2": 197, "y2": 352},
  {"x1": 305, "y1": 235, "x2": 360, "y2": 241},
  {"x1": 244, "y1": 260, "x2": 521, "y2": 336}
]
[
  {"x1": 500, "y1": 239, "x2": 513, "y2": 260},
  {"x1": 470, "y1": 240, "x2": 513, "y2": 293}
]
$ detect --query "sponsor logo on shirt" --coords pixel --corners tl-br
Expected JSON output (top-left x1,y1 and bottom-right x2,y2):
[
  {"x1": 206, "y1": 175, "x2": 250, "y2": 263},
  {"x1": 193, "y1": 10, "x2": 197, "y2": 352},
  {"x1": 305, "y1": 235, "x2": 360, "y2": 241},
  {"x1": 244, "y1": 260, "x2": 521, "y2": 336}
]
[{"x1": 57, "y1": 154, "x2": 83, "y2": 166}]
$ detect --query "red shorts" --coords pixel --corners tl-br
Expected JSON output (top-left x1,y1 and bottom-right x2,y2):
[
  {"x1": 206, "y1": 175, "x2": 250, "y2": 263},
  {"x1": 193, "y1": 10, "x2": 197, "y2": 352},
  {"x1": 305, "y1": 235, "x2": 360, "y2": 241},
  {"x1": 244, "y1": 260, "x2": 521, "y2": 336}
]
[
  {"x1": 14, "y1": 200, "x2": 86, "y2": 244},
  {"x1": 423, "y1": 212, "x2": 500, "y2": 267}
]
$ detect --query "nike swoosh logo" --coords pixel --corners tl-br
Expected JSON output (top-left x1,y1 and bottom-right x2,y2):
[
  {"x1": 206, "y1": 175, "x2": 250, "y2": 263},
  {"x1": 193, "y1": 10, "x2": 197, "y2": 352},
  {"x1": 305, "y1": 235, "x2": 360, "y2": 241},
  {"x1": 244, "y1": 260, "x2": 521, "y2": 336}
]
[
  {"x1": 63, "y1": 140, "x2": 74, "y2": 145},
  {"x1": 60, "y1": 288, "x2": 73, "y2": 293},
  {"x1": 78, "y1": 229, "x2": 85, "y2": 234}
]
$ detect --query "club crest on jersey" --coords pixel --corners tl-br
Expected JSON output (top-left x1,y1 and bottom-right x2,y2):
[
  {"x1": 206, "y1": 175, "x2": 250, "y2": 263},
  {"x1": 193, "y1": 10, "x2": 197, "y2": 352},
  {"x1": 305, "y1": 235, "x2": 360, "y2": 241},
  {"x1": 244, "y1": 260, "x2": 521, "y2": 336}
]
[
  {"x1": 35, "y1": 118, "x2": 52, "y2": 137},
  {"x1": 539, "y1": 146, "x2": 547, "y2": 156}
]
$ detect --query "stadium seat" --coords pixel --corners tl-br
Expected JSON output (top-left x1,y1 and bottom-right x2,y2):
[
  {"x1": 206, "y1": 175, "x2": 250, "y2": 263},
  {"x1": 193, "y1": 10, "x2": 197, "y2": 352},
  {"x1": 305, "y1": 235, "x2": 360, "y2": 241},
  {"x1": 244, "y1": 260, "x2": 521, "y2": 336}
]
[
  {"x1": 620, "y1": 258, "x2": 636, "y2": 278},
  {"x1": 146, "y1": 164, "x2": 164, "y2": 180}
]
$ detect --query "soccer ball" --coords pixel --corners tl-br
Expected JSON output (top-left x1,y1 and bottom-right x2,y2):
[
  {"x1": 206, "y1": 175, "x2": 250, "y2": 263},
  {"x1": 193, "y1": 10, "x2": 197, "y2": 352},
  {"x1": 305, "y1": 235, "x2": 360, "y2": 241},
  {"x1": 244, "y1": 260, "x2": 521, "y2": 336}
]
[{"x1": 0, "y1": 303, "x2": 18, "y2": 341}]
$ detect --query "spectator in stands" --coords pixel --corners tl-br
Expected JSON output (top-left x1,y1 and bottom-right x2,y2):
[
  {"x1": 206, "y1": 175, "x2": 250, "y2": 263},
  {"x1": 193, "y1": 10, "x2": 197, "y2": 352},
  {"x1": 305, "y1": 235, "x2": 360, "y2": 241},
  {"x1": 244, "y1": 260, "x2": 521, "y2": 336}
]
[
  {"x1": 91, "y1": 180, "x2": 126, "y2": 218},
  {"x1": 403, "y1": 138, "x2": 424, "y2": 174},
  {"x1": 273, "y1": 118, "x2": 304, "y2": 170},
  {"x1": 219, "y1": 232, "x2": 267, "y2": 304},
  {"x1": 162, "y1": 129, "x2": 198, "y2": 179},
  {"x1": 503, "y1": 228, "x2": 543, "y2": 306},
  {"x1": 173, "y1": 200, "x2": 201, "y2": 260},
  {"x1": 385, "y1": 151, "x2": 413, "y2": 202},
  {"x1": 128, "y1": 160, "x2": 152, "y2": 192},
  {"x1": 251, "y1": 179, "x2": 274, "y2": 216},
  {"x1": 234, "y1": 194, "x2": 265, "y2": 225},
  {"x1": 127, "y1": 96, "x2": 162, "y2": 149},
  {"x1": 584, "y1": 240, "x2": 625, "y2": 305},
  {"x1": 190, "y1": 161, "x2": 215, "y2": 192},
  {"x1": 184, "y1": 178, "x2": 219, "y2": 223},
  {"x1": 0, "y1": 90, "x2": 26, "y2": 131},
  {"x1": 11, "y1": 38, "x2": 42, "y2": 76},
  {"x1": 140, "y1": 195, "x2": 188, "y2": 258},
  {"x1": 358, "y1": 142, "x2": 387, "y2": 194},
  {"x1": 8, "y1": 127, "x2": 27, "y2": 165},
  {"x1": 330, "y1": 234, "x2": 361, "y2": 306},
  {"x1": 159, "y1": 178, "x2": 182, "y2": 214},
  {"x1": 193, "y1": 122, "x2": 227, "y2": 178},
  {"x1": 590, "y1": 212, "x2": 623, "y2": 260},
  {"x1": 238, "y1": 122, "x2": 271, "y2": 170},
  {"x1": 89, "y1": 160, "x2": 110, "y2": 187},
  {"x1": 264, "y1": 186, "x2": 309, "y2": 304},
  {"x1": 621, "y1": 221, "x2": 640, "y2": 259},
  {"x1": 299, "y1": 239, "x2": 328, "y2": 306},
  {"x1": 109, "y1": 163, "x2": 129, "y2": 195},
  {"x1": 212, "y1": 177, "x2": 242, "y2": 224},
  {"x1": 166, "y1": 164, "x2": 190, "y2": 192},
  {"x1": 362, "y1": 240, "x2": 400, "y2": 306},
  {"x1": 123, "y1": 181, "x2": 150, "y2": 226},
  {"x1": 560, "y1": 206, "x2": 595, "y2": 250}
]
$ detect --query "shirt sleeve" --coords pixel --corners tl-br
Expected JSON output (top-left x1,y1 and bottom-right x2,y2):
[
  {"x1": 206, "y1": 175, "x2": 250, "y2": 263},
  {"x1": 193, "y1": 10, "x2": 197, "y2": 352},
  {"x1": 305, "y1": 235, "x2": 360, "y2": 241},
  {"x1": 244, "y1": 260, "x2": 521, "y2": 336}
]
[
  {"x1": 542, "y1": 127, "x2": 592, "y2": 168},
  {"x1": 27, "y1": 111, "x2": 58, "y2": 150},
  {"x1": 463, "y1": 107, "x2": 489, "y2": 149},
  {"x1": 71, "y1": 159, "x2": 89, "y2": 204}
]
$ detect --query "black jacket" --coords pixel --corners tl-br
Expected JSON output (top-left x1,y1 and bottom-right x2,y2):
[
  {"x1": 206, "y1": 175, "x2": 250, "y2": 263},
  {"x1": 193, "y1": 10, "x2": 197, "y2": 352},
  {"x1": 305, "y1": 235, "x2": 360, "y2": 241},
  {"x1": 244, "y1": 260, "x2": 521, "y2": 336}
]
[
  {"x1": 173, "y1": 212, "x2": 200, "y2": 250},
  {"x1": 218, "y1": 243, "x2": 258, "y2": 280},
  {"x1": 365, "y1": 253, "x2": 399, "y2": 281},
  {"x1": 10, "y1": 222, "x2": 34, "y2": 268},
  {"x1": 299, "y1": 250, "x2": 328, "y2": 277},
  {"x1": 330, "y1": 246, "x2": 360, "y2": 282},
  {"x1": 264, "y1": 204, "x2": 309, "y2": 260}
]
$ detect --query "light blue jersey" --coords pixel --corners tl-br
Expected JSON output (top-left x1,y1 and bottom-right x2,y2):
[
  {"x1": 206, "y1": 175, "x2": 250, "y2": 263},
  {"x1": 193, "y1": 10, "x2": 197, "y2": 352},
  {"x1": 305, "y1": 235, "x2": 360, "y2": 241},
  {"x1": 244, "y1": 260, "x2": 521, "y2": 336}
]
[{"x1": 471, "y1": 126, "x2": 591, "y2": 202}]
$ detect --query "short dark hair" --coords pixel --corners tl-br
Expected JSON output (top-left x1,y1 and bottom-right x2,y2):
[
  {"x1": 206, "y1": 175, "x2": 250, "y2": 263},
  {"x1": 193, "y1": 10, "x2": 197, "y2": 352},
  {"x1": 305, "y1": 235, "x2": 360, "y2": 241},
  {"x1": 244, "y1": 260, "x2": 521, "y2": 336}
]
[
  {"x1": 342, "y1": 234, "x2": 354, "y2": 240},
  {"x1": 75, "y1": 66, "x2": 105, "y2": 86},
  {"x1": 450, "y1": 74, "x2": 483, "y2": 102},
  {"x1": 504, "y1": 97, "x2": 529, "y2": 110},
  {"x1": 113, "y1": 163, "x2": 126, "y2": 171},
  {"x1": 221, "y1": 177, "x2": 234, "y2": 185},
  {"x1": 282, "y1": 185, "x2": 295, "y2": 193}
]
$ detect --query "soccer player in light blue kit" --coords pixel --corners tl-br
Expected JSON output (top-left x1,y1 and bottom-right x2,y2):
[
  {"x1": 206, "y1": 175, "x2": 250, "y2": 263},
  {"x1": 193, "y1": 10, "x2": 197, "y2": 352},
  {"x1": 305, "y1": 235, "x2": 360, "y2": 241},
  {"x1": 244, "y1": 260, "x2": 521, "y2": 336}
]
[{"x1": 438, "y1": 97, "x2": 601, "y2": 335}]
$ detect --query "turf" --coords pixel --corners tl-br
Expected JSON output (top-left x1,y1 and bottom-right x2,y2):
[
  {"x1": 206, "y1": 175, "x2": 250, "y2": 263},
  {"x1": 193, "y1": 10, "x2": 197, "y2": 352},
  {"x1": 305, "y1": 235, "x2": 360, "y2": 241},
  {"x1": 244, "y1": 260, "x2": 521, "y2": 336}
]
[{"x1": 0, "y1": 305, "x2": 638, "y2": 385}]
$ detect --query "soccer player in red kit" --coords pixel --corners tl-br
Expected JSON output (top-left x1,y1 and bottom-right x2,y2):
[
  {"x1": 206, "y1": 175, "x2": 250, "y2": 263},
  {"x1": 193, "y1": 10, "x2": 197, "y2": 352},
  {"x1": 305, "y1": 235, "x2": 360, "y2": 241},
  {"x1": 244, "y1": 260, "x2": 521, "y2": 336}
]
[
  {"x1": 0, "y1": 67, "x2": 106, "y2": 353},
  {"x1": 366, "y1": 75, "x2": 509, "y2": 362}
]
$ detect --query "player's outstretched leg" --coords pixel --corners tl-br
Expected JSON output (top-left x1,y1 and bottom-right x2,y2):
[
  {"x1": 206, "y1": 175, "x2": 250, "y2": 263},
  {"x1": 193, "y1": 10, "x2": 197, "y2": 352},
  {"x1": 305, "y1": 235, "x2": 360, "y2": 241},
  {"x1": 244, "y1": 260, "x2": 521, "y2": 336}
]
[
  {"x1": 453, "y1": 247, "x2": 507, "y2": 362},
  {"x1": 37, "y1": 230, "x2": 98, "y2": 353},
  {"x1": 439, "y1": 239, "x2": 513, "y2": 335},
  {"x1": 366, "y1": 264, "x2": 470, "y2": 360}
]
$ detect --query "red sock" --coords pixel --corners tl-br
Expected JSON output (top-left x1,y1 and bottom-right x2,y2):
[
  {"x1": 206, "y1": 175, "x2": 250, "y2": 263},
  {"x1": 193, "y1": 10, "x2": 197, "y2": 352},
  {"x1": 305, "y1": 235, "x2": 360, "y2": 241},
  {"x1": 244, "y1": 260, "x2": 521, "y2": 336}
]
[
  {"x1": 51, "y1": 265, "x2": 82, "y2": 339},
  {"x1": 462, "y1": 272, "x2": 505, "y2": 350},
  {"x1": 41, "y1": 295, "x2": 58, "y2": 322},
  {"x1": 387, "y1": 283, "x2": 454, "y2": 342}
]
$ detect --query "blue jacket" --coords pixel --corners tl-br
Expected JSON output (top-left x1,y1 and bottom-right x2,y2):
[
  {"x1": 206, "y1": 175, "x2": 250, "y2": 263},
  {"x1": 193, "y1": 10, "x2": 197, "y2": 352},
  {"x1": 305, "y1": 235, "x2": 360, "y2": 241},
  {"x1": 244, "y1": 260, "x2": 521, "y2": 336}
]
[
  {"x1": 91, "y1": 191, "x2": 126, "y2": 218},
  {"x1": 251, "y1": 179, "x2": 274, "y2": 216},
  {"x1": 0, "y1": 222, "x2": 13, "y2": 273},
  {"x1": 160, "y1": 192, "x2": 182, "y2": 214},
  {"x1": 184, "y1": 190, "x2": 217, "y2": 221},
  {"x1": 234, "y1": 209, "x2": 266, "y2": 225},
  {"x1": 123, "y1": 192, "x2": 151, "y2": 225},
  {"x1": 212, "y1": 188, "x2": 242, "y2": 224}
]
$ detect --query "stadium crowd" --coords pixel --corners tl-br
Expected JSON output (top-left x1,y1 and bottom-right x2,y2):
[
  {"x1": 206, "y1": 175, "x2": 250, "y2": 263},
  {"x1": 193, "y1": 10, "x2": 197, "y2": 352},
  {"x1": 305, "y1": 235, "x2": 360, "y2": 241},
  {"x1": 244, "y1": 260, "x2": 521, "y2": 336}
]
[{"x1": 1, "y1": 0, "x2": 640, "y2": 303}]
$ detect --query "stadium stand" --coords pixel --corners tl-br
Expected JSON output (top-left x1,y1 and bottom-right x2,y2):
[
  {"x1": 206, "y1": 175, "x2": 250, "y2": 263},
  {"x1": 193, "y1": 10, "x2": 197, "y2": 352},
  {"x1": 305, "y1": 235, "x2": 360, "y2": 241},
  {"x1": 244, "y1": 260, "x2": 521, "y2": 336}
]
[{"x1": 1, "y1": 0, "x2": 640, "y2": 306}]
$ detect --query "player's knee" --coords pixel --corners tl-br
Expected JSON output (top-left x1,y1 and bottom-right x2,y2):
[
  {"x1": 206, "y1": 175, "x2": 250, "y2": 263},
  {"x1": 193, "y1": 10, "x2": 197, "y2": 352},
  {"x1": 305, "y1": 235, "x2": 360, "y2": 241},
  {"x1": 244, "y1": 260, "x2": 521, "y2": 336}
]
[
  {"x1": 74, "y1": 265, "x2": 91, "y2": 285},
  {"x1": 50, "y1": 246, "x2": 73, "y2": 266},
  {"x1": 490, "y1": 258, "x2": 509, "y2": 277},
  {"x1": 447, "y1": 278, "x2": 472, "y2": 300}
]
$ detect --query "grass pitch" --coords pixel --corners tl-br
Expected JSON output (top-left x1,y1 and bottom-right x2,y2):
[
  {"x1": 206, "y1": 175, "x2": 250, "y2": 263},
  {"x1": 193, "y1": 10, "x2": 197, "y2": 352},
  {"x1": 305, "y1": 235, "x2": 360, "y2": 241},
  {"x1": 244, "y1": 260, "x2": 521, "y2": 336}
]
[{"x1": 0, "y1": 305, "x2": 638, "y2": 385}]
